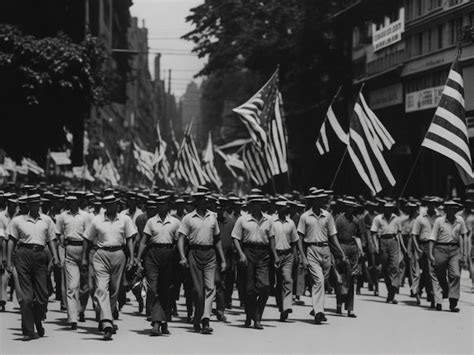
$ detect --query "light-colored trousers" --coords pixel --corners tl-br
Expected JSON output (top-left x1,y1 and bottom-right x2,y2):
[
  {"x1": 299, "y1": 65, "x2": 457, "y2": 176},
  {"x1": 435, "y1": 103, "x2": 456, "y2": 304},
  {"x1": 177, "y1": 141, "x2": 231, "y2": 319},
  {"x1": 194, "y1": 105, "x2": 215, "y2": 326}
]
[
  {"x1": 432, "y1": 244, "x2": 461, "y2": 304},
  {"x1": 275, "y1": 252, "x2": 294, "y2": 313},
  {"x1": 306, "y1": 245, "x2": 331, "y2": 315},
  {"x1": 65, "y1": 244, "x2": 89, "y2": 323},
  {"x1": 93, "y1": 249, "x2": 126, "y2": 330}
]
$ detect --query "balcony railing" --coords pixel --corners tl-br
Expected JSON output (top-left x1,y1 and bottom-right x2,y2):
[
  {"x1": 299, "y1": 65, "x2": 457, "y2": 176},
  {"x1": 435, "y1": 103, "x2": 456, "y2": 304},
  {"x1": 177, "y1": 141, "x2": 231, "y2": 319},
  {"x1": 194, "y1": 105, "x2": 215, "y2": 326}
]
[{"x1": 366, "y1": 49, "x2": 405, "y2": 76}]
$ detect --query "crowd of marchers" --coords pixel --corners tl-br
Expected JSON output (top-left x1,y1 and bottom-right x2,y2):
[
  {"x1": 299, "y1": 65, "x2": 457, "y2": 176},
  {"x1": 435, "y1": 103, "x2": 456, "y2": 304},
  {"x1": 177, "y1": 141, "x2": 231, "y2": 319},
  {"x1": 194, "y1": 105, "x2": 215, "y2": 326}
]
[{"x1": 0, "y1": 183, "x2": 472, "y2": 341}]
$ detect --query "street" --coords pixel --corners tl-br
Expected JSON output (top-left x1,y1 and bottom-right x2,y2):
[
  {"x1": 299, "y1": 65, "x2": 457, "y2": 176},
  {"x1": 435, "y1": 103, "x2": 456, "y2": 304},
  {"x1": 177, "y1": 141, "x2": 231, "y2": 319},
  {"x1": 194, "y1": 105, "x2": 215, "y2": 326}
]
[{"x1": 1, "y1": 272, "x2": 472, "y2": 354}]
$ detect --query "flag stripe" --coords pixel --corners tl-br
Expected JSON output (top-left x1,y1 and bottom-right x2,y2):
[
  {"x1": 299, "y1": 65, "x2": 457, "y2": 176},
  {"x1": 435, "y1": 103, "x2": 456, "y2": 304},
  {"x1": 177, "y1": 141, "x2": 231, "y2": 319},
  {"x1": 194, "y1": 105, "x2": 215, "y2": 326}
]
[
  {"x1": 348, "y1": 146, "x2": 376, "y2": 195},
  {"x1": 327, "y1": 106, "x2": 348, "y2": 145},
  {"x1": 421, "y1": 56, "x2": 473, "y2": 179}
]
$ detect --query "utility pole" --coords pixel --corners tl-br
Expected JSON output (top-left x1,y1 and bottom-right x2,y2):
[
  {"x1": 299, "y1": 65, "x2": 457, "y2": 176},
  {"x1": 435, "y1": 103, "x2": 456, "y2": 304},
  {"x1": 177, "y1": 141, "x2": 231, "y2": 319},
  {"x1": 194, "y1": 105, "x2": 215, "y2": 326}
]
[{"x1": 168, "y1": 69, "x2": 171, "y2": 94}]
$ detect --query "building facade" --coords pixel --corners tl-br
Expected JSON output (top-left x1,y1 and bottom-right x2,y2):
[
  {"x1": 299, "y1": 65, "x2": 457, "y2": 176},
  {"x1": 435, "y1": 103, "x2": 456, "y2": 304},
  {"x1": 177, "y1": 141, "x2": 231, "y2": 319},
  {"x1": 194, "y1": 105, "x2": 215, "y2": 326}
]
[{"x1": 333, "y1": 0, "x2": 474, "y2": 196}]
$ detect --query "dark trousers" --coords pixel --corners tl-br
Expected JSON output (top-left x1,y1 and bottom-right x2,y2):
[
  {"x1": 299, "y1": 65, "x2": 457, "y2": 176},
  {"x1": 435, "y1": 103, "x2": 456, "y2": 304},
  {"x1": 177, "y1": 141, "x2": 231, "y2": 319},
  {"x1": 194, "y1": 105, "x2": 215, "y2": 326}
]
[
  {"x1": 170, "y1": 250, "x2": 194, "y2": 318},
  {"x1": 144, "y1": 247, "x2": 174, "y2": 324},
  {"x1": 379, "y1": 238, "x2": 399, "y2": 297},
  {"x1": 242, "y1": 247, "x2": 270, "y2": 322},
  {"x1": 223, "y1": 250, "x2": 236, "y2": 306},
  {"x1": 14, "y1": 247, "x2": 49, "y2": 336},
  {"x1": 188, "y1": 249, "x2": 216, "y2": 324},
  {"x1": 433, "y1": 244, "x2": 461, "y2": 303},
  {"x1": 418, "y1": 243, "x2": 434, "y2": 300},
  {"x1": 336, "y1": 244, "x2": 359, "y2": 311}
]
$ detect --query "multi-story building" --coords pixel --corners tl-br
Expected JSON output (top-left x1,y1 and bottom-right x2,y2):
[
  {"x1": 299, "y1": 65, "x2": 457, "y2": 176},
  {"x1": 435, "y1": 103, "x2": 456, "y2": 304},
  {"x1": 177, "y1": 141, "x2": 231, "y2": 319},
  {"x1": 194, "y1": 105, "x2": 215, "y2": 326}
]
[
  {"x1": 332, "y1": 0, "x2": 474, "y2": 196},
  {"x1": 180, "y1": 82, "x2": 202, "y2": 144}
]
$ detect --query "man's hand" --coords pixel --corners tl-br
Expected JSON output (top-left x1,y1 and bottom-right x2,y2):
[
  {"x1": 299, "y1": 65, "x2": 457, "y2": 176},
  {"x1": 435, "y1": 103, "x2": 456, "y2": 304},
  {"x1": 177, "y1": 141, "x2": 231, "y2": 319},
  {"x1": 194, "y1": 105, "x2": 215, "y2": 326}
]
[
  {"x1": 126, "y1": 260, "x2": 134, "y2": 271},
  {"x1": 238, "y1": 253, "x2": 247, "y2": 266},
  {"x1": 301, "y1": 256, "x2": 309, "y2": 270},
  {"x1": 429, "y1": 254, "x2": 436, "y2": 266},
  {"x1": 221, "y1": 261, "x2": 227, "y2": 272},
  {"x1": 179, "y1": 257, "x2": 189, "y2": 268},
  {"x1": 52, "y1": 256, "x2": 61, "y2": 268},
  {"x1": 274, "y1": 256, "x2": 281, "y2": 269}
]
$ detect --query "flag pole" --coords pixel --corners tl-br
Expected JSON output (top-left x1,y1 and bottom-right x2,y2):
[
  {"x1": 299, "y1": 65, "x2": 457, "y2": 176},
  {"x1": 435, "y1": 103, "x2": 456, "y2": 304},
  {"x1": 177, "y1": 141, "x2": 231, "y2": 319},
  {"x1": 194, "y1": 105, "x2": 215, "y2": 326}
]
[
  {"x1": 399, "y1": 47, "x2": 463, "y2": 197},
  {"x1": 329, "y1": 83, "x2": 365, "y2": 190}
]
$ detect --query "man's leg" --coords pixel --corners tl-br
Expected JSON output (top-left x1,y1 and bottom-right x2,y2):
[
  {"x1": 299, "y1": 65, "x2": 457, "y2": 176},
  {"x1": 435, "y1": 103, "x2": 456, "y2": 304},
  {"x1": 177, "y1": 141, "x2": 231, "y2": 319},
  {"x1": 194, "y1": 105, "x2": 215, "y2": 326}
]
[
  {"x1": 108, "y1": 251, "x2": 126, "y2": 325},
  {"x1": 447, "y1": 247, "x2": 461, "y2": 302},
  {"x1": 280, "y1": 253, "x2": 294, "y2": 313},
  {"x1": 188, "y1": 250, "x2": 205, "y2": 327},
  {"x1": 432, "y1": 246, "x2": 448, "y2": 306},
  {"x1": 65, "y1": 247, "x2": 81, "y2": 325},
  {"x1": 15, "y1": 248, "x2": 35, "y2": 336},
  {"x1": 93, "y1": 250, "x2": 113, "y2": 330},
  {"x1": 31, "y1": 250, "x2": 49, "y2": 333},
  {"x1": 307, "y1": 246, "x2": 325, "y2": 315},
  {"x1": 254, "y1": 250, "x2": 270, "y2": 322},
  {"x1": 144, "y1": 249, "x2": 163, "y2": 324},
  {"x1": 202, "y1": 251, "x2": 216, "y2": 322},
  {"x1": 243, "y1": 248, "x2": 257, "y2": 321}
]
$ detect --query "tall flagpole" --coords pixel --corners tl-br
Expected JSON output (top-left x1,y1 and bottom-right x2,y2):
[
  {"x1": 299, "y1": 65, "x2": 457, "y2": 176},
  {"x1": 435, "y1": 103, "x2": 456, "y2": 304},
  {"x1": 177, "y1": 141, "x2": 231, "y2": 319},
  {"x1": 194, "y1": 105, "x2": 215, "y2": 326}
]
[{"x1": 329, "y1": 83, "x2": 365, "y2": 190}]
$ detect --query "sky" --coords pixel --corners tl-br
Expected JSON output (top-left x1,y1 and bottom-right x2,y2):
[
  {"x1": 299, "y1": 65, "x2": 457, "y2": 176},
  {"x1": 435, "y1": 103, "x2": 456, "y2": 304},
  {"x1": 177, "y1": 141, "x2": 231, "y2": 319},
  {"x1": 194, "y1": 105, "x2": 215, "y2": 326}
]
[{"x1": 130, "y1": 0, "x2": 205, "y2": 98}]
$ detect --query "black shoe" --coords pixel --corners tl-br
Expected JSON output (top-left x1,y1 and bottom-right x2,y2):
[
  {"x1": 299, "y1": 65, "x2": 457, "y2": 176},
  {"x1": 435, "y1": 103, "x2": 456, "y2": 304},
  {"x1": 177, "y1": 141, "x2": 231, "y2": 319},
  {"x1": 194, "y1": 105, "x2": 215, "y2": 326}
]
[
  {"x1": 374, "y1": 290, "x2": 379, "y2": 296},
  {"x1": 430, "y1": 301, "x2": 435, "y2": 309},
  {"x1": 368, "y1": 284, "x2": 374, "y2": 291},
  {"x1": 449, "y1": 298, "x2": 459, "y2": 312},
  {"x1": 216, "y1": 312, "x2": 227, "y2": 322},
  {"x1": 244, "y1": 315, "x2": 252, "y2": 327},
  {"x1": 391, "y1": 299, "x2": 398, "y2": 305},
  {"x1": 347, "y1": 312, "x2": 357, "y2": 318},
  {"x1": 193, "y1": 324, "x2": 201, "y2": 332},
  {"x1": 356, "y1": 288, "x2": 361, "y2": 295},
  {"x1": 415, "y1": 294, "x2": 421, "y2": 305},
  {"x1": 112, "y1": 324, "x2": 118, "y2": 334},
  {"x1": 103, "y1": 327, "x2": 113, "y2": 341},
  {"x1": 78, "y1": 312, "x2": 85, "y2": 322},
  {"x1": 0, "y1": 304, "x2": 5, "y2": 312},
  {"x1": 309, "y1": 309, "x2": 315, "y2": 316},
  {"x1": 279, "y1": 309, "x2": 291, "y2": 322},
  {"x1": 36, "y1": 323, "x2": 45, "y2": 337},
  {"x1": 70, "y1": 322, "x2": 77, "y2": 330},
  {"x1": 436, "y1": 303, "x2": 442, "y2": 311},
  {"x1": 22, "y1": 334, "x2": 36, "y2": 341},
  {"x1": 161, "y1": 323, "x2": 170, "y2": 335},
  {"x1": 336, "y1": 305, "x2": 342, "y2": 314},
  {"x1": 225, "y1": 302, "x2": 232, "y2": 310},
  {"x1": 151, "y1": 323, "x2": 162, "y2": 337},
  {"x1": 201, "y1": 318, "x2": 213, "y2": 334},
  {"x1": 254, "y1": 321, "x2": 264, "y2": 330},
  {"x1": 60, "y1": 304, "x2": 67, "y2": 311},
  {"x1": 112, "y1": 307, "x2": 119, "y2": 320},
  {"x1": 314, "y1": 312, "x2": 325, "y2": 324},
  {"x1": 322, "y1": 314, "x2": 327, "y2": 322}
]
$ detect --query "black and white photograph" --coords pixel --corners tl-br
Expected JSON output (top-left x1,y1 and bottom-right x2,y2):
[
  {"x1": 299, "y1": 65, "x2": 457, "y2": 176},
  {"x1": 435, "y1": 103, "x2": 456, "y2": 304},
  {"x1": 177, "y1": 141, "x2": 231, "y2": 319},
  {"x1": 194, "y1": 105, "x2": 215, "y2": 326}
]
[{"x1": 0, "y1": 0, "x2": 473, "y2": 353}]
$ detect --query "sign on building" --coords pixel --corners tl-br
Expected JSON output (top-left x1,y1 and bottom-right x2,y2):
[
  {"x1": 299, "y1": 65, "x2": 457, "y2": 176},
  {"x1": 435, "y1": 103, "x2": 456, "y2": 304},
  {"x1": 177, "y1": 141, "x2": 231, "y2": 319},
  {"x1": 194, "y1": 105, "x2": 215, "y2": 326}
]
[
  {"x1": 372, "y1": 8, "x2": 405, "y2": 52},
  {"x1": 405, "y1": 86, "x2": 444, "y2": 112},
  {"x1": 369, "y1": 83, "x2": 403, "y2": 110}
]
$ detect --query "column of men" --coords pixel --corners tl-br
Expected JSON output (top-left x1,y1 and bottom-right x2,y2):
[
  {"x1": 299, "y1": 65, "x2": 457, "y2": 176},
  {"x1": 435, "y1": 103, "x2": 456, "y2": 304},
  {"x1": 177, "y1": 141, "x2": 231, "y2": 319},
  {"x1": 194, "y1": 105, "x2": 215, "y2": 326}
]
[{"x1": 0, "y1": 183, "x2": 471, "y2": 342}]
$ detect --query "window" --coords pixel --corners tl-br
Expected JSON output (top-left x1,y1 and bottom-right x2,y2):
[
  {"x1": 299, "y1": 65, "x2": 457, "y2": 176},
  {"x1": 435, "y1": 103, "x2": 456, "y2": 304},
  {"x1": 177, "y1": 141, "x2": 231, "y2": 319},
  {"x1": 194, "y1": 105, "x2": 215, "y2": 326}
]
[{"x1": 437, "y1": 24, "x2": 443, "y2": 49}]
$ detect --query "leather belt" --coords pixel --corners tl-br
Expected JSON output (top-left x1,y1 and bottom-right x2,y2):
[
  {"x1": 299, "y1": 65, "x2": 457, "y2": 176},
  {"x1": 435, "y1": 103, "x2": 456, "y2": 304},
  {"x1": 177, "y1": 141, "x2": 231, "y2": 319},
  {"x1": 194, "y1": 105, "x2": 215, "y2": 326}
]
[
  {"x1": 435, "y1": 242, "x2": 458, "y2": 246},
  {"x1": 189, "y1": 245, "x2": 214, "y2": 250},
  {"x1": 380, "y1": 234, "x2": 396, "y2": 239},
  {"x1": 305, "y1": 242, "x2": 328, "y2": 247},
  {"x1": 243, "y1": 243, "x2": 268, "y2": 250},
  {"x1": 65, "y1": 240, "x2": 84, "y2": 246},
  {"x1": 276, "y1": 249, "x2": 292, "y2": 255},
  {"x1": 149, "y1": 243, "x2": 174, "y2": 249},
  {"x1": 418, "y1": 239, "x2": 429, "y2": 244},
  {"x1": 19, "y1": 243, "x2": 45, "y2": 251},
  {"x1": 98, "y1": 246, "x2": 123, "y2": 252},
  {"x1": 339, "y1": 240, "x2": 356, "y2": 245}
]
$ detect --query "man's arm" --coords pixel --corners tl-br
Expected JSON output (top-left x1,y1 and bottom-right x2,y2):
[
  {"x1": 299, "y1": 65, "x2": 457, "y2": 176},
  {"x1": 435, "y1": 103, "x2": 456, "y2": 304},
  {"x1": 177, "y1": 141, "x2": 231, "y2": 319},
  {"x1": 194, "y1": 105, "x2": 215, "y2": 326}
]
[
  {"x1": 329, "y1": 234, "x2": 346, "y2": 261},
  {"x1": 297, "y1": 233, "x2": 308, "y2": 269},
  {"x1": 126, "y1": 235, "x2": 136, "y2": 269},
  {"x1": 177, "y1": 233, "x2": 188, "y2": 268},
  {"x1": 136, "y1": 233, "x2": 150, "y2": 267},
  {"x1": 214, "y1": 236, "x2": 226, "y2": 271},
  {"x1": 6, "y1": 238, "x2": 16, "y2": 271},
  {"x1": 269, "y1": 236, "x2": 279, "y2": 268}
]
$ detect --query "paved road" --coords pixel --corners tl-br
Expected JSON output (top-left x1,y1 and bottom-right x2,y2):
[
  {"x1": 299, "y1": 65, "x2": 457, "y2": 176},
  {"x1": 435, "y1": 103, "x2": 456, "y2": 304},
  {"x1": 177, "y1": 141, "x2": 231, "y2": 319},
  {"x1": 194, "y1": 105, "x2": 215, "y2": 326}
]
[{"x1": 1, "y1": 272, "x2": 473, "y2": 354}]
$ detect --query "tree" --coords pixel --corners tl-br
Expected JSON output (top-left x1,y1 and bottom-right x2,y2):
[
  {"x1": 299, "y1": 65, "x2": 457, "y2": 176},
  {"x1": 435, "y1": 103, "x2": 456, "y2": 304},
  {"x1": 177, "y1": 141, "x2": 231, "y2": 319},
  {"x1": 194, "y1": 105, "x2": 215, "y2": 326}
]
[
  {"x1": 0, "y1": 25, "x2": 107, "y2": 164},
  {"x1": 183, "y1": 0, "x2": 347, "y2": 190}
]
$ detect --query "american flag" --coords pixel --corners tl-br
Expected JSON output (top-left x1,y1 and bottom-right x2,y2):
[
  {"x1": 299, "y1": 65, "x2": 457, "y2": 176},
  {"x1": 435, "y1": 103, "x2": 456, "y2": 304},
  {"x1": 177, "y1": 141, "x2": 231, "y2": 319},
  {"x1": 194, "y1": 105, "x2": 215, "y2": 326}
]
[
  {"x1": 242, "y1": 143, "x2": 272, "y2": 186},
  {"x1": 154, "y1": 123, "x2": 174, "y2": 186},
  {"x1": 174, "y1": 121, "x2": 209, "y2": 187},
  {"x1": 316, "y1": 87, "x2": 348, "y2": 155},
  {"x1": 233, "y1": 68, "x2": 288, "y2": 184},
  {"x1": 202, "y1": 132, "x2": 222, "y2": 189},
  {"x1": 347, "y1": 92, "x2": 396, "y2": 195},
  {"x1": 422, "y1": 56, "x2": 473, "y2": 179},
  {"x1": 22, "y1": 157, "x2": 45, "y2": 176},
  {"x1": 133, "y1": 143, "x2": 155, "y2": 182}
]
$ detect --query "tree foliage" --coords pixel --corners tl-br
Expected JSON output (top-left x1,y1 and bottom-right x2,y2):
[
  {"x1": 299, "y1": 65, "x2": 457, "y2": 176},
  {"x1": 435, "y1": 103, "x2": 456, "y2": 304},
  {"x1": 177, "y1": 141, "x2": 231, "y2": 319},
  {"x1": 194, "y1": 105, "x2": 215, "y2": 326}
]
[{"x1": 0, "y1": 24, "x2": 107, "y2": 106}]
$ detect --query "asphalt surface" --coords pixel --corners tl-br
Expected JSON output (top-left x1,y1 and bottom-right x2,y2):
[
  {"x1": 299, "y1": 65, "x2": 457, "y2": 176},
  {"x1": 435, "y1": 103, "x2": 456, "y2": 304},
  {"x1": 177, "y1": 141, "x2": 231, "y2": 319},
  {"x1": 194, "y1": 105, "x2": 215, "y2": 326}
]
[{"x1": 1, "y1": 272, "x2": 473, "y2": 354}]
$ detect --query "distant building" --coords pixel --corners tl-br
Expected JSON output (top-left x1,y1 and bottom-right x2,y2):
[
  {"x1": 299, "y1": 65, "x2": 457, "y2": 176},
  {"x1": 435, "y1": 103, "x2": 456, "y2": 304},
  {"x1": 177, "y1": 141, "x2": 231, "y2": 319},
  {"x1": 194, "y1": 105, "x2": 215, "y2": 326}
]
[
  {"x1": 332, "y1": 0, "x2": 474, "y2": 196},
  {"x1": 180, "y1": 82, "x2": 202, "y2": 144}
]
